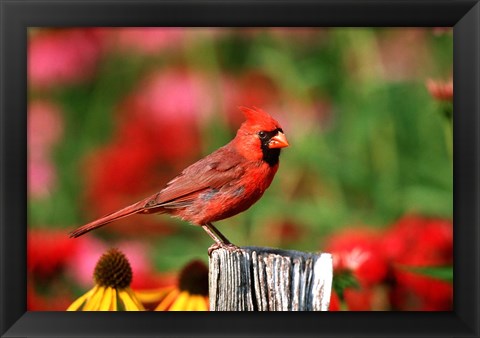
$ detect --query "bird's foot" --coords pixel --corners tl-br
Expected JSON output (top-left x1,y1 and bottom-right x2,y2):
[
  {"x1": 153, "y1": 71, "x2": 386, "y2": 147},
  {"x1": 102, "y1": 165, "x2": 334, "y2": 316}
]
[{"x1": 208, "y1": 242, "x2": 241, "y2": 256}]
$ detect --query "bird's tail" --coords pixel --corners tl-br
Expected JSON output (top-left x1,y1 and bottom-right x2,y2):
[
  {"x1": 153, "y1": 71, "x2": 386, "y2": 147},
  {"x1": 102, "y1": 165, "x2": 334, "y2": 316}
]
[{"x1": 69, "y1": 201, "x2": 145, "y2": 238}]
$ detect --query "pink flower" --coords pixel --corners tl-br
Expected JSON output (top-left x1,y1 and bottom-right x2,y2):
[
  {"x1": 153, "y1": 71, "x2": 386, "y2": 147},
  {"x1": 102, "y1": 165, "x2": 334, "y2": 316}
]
[
  {"x1": 108, "y1": 28, "x2": 184, "y2": 55},
  {"x1": 377, "y1": 29, "x2": 430, "y2": 81},
  {"x1": 29, "y1": 158, "x2": 56, "y2": 199},
  {"x1": 28, "y1": 100, "x2": 64, "y2": 198},
  {"x1": 116, "y1": 241, "x2": 151, "y2": 289},
  {"x1": 68, "y1": 236, "x2": 107, "y2": 288},
  {"x1": 132, "y1": 69, "x2": 213, "y2": 124},
  {"x1": 28, "y1": 29, "x2": 103, "y2": 89},
  {"x1": 28, "y1": 100, "x2": 63, "y2": 156},
  {"x1": 68, "y1": 237, "x2": 155, "y2": 289}
]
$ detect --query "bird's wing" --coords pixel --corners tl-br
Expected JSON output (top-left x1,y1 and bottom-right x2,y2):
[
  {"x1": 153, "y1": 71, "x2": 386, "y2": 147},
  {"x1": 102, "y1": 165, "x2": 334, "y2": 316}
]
[{"x1": 144, "y1": 146, "x2": 245, "y2": 210}]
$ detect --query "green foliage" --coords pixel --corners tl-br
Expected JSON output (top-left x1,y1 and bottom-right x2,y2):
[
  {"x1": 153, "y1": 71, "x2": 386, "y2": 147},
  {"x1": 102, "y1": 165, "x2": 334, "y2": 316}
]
[
  {"x1": 400, "y1": 265, "x2": 453, "y2": 283},
  {"x1": 332, "y1": 270, "x2": 360, "y2": 301}
]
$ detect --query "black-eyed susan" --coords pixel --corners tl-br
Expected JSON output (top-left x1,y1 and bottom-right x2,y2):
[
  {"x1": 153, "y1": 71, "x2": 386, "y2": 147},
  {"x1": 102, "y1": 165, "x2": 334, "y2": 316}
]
[
  {"x1": 135, "y1": 260, "x2": 209, "y2": 311},
  {"x1": 67, "y1": 248, "x2": 144, "y2": 311}
]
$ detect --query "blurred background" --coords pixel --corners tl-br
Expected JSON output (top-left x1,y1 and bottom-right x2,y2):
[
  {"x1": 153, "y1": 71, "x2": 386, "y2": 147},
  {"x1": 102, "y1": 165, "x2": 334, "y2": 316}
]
[{"x1": 28, "y1": 27, "x2": 453, "y2": 311}]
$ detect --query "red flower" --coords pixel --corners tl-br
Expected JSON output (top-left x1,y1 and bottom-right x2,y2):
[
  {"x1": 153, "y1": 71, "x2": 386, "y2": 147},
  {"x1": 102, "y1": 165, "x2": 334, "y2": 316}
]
[
  {"x1": 326, "y1": 227, "x2": 390, "y2": 310},
  {"x1": 328, "y1": 291, "x2": 340, "y2": 311},
  {"x1": 28, "y1": 228, "x2": 78, "y2": 278},
  {"x1": 82, "y1": 138, "x2": 177, "y2": 236},
  {"x1": 383, "y1": 215, "x2": 453, "y2": 310},
  {"x1": 330, "y1": 284, "x2": 385, "y2": 311},
  {"x1": 28, "y1": 281, "x2": 74, "y2": 311},
  {"x1": 383, "y1": 215, "x2": 453, "y2": 265},
  {"x1": 342, "y1": 288, "x2": 374, "y2": 311},
  {"x1": 326, "y1": 227, "x2": 389, "y2": 287},
  {"x1": 82, "y1": 139, "x2": 169, "y2": 233},
  {"x1": 85, "y1": 140, "x2": 157, "y2": 204}
]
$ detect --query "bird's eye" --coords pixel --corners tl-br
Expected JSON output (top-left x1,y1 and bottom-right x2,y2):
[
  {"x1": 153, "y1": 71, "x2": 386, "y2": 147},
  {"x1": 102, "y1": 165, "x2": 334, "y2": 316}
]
[{"x1": 258, "y1": 131, "x2": 267, "y2": 139}]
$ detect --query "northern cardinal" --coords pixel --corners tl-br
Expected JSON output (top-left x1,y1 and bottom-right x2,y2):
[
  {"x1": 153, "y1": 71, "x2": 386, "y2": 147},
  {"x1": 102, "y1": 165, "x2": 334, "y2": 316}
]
[{"x1": 70, "y1": 107, "x2": 289, "y2": 251}]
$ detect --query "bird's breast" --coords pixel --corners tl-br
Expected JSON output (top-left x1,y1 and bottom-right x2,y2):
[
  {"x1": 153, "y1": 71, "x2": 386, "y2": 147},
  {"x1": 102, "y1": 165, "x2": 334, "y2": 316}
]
[{"x1": 176, "y1": 162, "x2": 279, "y2": 225}]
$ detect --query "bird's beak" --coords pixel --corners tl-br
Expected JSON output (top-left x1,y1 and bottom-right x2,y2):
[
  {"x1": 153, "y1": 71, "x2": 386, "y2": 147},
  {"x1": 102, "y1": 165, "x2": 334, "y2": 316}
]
[{"x1": 268, "y1": 132, "x2": 289, "y2": 149}]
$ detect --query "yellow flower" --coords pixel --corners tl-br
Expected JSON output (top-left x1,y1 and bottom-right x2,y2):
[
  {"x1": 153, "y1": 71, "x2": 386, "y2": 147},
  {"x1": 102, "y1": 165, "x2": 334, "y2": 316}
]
[
  {"x1": 135, "y1": 260, "x2": 209, "y2": 311},
  {"x1": 67, "y1": 248, "x2": 144, "y2": 311}
]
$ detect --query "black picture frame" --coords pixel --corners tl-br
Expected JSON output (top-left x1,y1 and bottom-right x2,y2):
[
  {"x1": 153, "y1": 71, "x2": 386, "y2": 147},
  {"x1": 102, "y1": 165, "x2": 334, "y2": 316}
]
[{"x1": 1, "y1": 1, "x2": 479, "y2": 337}]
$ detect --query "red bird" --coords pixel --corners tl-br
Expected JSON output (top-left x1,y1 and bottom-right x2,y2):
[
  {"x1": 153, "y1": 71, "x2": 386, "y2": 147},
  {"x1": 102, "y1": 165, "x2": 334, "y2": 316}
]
[{"x1": 70, "y1": 107, "x2": 289, "y2": 252}]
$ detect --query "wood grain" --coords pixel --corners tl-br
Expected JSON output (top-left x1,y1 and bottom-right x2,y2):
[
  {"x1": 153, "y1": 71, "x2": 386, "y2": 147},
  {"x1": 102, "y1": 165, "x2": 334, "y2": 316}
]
[{"x1": 209, "y1": 246, "x2": 332, "y2": 311}]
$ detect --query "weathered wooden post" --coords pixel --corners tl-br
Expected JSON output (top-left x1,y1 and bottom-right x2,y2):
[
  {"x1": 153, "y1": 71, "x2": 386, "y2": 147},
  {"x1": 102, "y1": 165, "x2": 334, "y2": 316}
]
[{"x1": 209, "y1": 246, "x2": 333, "y2": 311}]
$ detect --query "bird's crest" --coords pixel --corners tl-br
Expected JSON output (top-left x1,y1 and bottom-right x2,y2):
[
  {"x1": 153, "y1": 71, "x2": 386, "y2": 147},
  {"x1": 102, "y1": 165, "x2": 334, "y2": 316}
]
[{"x1": 238, "y1": 106, "x2": 280, "y2": 131}]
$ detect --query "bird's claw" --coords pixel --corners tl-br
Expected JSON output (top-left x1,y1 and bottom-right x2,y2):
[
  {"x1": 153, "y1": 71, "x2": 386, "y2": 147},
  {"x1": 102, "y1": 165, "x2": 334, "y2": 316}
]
[{"x1": 208, "y1": 243, "x2": 241, "y2": 256}]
